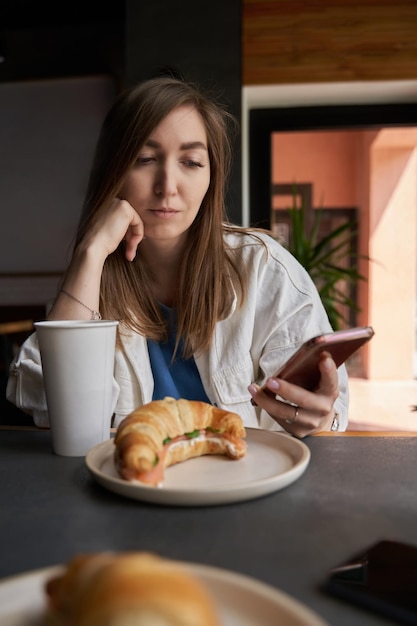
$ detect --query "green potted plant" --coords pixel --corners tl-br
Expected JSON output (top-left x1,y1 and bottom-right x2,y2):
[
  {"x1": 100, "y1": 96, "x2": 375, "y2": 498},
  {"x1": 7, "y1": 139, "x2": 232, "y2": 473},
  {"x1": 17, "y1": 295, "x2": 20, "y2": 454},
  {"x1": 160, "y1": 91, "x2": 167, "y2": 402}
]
[{"x1": 284, "y1": 189, "x2": 367, "y2": 330}]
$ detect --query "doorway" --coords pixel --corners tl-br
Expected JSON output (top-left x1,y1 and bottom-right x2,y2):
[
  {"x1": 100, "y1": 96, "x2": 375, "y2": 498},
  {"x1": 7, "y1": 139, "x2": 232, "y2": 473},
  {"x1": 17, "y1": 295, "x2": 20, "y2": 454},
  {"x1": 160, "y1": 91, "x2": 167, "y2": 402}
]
[{"x1": 248, "y1": 103, "x2": 417, "y2": 430}]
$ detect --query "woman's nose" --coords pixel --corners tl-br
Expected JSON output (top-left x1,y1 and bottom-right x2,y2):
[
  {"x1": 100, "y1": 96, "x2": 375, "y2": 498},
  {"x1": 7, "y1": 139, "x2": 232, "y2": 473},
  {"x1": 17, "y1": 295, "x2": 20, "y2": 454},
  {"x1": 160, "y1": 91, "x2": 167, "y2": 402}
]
[{"x1": 154, "y1": 164, "x2": 177, "y2": 197}]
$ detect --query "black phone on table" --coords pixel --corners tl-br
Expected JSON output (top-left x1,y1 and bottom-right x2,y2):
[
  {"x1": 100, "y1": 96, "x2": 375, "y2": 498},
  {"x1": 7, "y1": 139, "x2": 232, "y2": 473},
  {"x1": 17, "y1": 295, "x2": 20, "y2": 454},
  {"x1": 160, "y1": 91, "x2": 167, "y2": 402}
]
[
  {"x1": 321, "y1": 539, "x2": 417, "y2": 625},
  {"x1": 262, "y1": 325, "x2": 374, "y2": 392}
]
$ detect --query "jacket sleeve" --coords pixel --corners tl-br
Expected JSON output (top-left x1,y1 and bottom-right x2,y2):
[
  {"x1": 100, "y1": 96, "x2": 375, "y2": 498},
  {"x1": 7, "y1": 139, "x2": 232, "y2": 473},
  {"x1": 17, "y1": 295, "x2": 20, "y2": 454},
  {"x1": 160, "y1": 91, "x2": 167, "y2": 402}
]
[{"x1": 6, "y1": 332, "x2": 49, "y2": 427}]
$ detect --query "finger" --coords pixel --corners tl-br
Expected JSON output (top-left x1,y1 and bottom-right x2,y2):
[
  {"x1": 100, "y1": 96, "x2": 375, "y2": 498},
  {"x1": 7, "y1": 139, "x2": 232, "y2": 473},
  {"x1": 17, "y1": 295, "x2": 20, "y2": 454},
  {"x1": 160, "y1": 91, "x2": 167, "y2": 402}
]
[
  {"x1": 266, "y1": 374, "x2": 336, "y2": 423},
  {"x1": 248, "y1": 376, "x2": 336, "y2": 436},
  {"x1": 124, "y1": 217, "x2": 144, "y2": 262},
  {"x1": 316, "y1": 352, "x2": 339, "y2": 400},
  {"x1": 124, "y1": 201, "x2": 144, "y2": 261},
  {"x1": 263, "y1": 377, "x2": 310, "y2": 410},
  {"x1": 248, "y1": 384, "x2": 312, "y2": 435},
  {"x1": 248, "y1": 383, "x2": 303, "y2": 422}
]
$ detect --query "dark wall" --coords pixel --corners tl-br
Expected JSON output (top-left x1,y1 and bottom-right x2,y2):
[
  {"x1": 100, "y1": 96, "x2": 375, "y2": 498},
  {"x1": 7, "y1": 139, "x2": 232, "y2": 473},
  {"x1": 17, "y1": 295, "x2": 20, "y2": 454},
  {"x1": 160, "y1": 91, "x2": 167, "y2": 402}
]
[
  {"x1": 0, "y1": 0, "x2": 243, "y2": 284},
  {"x1": 0, "y1": 1, "x2": 125, "y2": 87},
  {"x1": 0, "y1": 77, "x2": 116, "y2": 276},
  {"x1": 126, "y1": 0, "x2": 243, "y2": 225}
]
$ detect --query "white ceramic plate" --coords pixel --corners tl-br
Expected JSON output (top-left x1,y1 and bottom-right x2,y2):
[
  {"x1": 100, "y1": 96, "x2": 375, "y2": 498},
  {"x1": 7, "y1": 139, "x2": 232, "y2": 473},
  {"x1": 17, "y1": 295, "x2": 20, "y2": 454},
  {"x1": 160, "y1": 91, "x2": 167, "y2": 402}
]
[
  {"x1": 85, "y1": 428, "x2": 310, "y2": 506},
  {"x1": 0, "y1": 562, "x2": 328, "y2": 626}
]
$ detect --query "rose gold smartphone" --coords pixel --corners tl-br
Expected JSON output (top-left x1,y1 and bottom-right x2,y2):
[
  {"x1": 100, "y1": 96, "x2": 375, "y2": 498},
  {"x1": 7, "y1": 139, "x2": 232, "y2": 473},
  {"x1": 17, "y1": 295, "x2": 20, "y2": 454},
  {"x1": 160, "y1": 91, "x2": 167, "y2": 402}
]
[{"x1": 263, "y1": 325, "x2": 374, "y2": 392}]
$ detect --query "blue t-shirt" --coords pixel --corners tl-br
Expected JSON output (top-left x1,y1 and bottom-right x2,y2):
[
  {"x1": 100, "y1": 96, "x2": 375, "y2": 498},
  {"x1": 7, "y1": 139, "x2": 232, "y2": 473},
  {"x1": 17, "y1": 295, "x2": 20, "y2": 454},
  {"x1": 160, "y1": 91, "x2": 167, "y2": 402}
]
[{"x1": 147, "y1": 304, "x2": 210, "y2": 403}]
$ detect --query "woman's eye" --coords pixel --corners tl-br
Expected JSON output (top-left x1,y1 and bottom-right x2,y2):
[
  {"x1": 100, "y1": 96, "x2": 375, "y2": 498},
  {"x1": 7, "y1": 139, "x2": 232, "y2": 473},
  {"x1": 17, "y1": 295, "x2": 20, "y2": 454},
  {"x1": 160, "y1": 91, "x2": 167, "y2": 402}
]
[
  {"x1": 136, "y1": 156, "x2": 155, "y2": 165},
  {"x1": 184, "y1": 159, "x2": 204, "y2": 168}
]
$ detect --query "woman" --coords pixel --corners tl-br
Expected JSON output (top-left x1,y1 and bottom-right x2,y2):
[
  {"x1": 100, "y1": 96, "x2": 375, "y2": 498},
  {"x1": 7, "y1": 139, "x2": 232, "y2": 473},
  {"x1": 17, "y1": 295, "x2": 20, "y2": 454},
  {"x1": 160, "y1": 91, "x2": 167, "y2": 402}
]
[{"x1": 7, "y1": 76, "x2": 348, "y2": 436}]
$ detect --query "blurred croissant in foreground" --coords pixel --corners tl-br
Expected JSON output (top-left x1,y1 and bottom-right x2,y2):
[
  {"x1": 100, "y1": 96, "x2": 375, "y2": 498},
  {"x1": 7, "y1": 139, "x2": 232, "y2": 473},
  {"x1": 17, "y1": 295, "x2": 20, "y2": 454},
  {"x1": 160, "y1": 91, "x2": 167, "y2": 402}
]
[
  {"x1": 45, "y1": 551, "x2": 221, "y2": 626},
  {"x1": 114, "y1": 397, "x2": 247, "y2": 486}
]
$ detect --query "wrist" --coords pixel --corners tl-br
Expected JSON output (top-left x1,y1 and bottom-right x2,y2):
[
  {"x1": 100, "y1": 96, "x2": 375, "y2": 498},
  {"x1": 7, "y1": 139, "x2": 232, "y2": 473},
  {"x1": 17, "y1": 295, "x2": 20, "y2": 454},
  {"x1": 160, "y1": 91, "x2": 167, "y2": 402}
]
[{"x1": 73, "y1": 239, "x2": 108, "y2": 270}]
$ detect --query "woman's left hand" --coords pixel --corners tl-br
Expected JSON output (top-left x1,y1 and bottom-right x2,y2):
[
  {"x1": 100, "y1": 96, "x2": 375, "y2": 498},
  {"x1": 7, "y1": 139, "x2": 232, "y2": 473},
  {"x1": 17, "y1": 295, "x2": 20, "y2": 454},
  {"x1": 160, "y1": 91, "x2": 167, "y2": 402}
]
[{"x1": 248, "y1": 352, "x2": 339, "y2": 437}]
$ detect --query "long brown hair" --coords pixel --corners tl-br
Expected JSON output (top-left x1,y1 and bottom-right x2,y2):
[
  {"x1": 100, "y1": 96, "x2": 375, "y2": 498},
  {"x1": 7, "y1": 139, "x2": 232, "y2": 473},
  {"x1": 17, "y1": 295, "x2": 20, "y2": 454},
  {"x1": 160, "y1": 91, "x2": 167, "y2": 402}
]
[{"x1": 75, "y1": 76, "x2": 253, "y2": 356}]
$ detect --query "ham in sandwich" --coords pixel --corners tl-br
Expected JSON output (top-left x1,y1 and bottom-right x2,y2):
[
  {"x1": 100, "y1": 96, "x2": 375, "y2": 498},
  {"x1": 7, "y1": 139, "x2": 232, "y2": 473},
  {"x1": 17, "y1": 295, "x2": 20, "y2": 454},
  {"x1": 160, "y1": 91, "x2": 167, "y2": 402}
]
[{"x1": 114, "y1": 396, "x2": 247, "y2": 486}]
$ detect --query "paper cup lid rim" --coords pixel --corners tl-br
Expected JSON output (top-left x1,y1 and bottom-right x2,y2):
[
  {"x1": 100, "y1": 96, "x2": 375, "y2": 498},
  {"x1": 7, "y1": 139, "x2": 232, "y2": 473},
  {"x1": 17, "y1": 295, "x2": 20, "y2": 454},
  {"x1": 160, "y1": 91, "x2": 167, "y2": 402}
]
[{"x1": 34, "y1": 320, "x2": 119, "y2": 328}]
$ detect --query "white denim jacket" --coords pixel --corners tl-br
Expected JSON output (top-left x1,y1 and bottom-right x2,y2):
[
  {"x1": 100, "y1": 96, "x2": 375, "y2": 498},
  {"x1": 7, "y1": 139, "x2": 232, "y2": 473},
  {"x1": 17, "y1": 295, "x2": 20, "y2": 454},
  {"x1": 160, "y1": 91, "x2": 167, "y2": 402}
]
[{"x1": 7, "y1": 231, "x2": 349, "y2": 430}]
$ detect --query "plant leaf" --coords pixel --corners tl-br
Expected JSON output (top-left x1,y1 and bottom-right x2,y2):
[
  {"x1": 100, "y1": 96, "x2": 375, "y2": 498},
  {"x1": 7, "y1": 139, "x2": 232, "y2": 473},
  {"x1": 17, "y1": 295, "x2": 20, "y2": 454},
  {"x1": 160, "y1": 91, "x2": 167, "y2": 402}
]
[{"x1": 279, "y1": 185, "x2": 369, "y2": 329}]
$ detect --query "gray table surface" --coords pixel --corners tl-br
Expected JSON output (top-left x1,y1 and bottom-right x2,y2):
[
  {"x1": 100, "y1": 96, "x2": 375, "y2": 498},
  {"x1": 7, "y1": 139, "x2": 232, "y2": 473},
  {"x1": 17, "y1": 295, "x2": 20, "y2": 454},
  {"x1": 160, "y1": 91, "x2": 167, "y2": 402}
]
[{"x1": 1, "y1": 428, "x2": 417, "y2": 625}]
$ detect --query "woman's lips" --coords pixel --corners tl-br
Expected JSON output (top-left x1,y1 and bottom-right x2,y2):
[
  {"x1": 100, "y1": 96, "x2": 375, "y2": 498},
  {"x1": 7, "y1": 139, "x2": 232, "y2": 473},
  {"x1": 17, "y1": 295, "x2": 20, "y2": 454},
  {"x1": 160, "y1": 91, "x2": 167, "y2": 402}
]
[{"x1": 149, "y1": 209, "x2": 179, "y2": 219}]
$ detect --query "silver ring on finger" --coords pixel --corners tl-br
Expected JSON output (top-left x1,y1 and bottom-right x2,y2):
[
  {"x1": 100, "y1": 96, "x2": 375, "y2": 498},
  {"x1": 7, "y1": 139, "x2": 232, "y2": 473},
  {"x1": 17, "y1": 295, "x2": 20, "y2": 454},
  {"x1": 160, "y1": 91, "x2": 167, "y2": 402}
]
[{"x1": 285, "y1": 405, "x2": 299, "y2": 425}]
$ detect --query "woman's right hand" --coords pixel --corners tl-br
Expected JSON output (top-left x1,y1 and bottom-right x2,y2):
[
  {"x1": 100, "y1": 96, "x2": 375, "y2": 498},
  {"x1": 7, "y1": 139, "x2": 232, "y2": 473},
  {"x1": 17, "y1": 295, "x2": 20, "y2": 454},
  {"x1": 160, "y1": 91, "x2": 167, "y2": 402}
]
[
  {"x1": 47, "y1": 198, "x2": 144, "y2": 321},
  {"x1": 80, "y1": 197, "x2": 144, "y2": 263}
]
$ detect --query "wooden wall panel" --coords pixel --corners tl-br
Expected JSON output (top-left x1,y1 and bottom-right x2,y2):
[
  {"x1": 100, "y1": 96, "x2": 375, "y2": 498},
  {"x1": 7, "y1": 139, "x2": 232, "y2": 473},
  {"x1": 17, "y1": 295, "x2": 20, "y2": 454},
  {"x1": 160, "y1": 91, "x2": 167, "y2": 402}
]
[{"x1": 243, "y1": 0, "x2": 417, "y2": 85}]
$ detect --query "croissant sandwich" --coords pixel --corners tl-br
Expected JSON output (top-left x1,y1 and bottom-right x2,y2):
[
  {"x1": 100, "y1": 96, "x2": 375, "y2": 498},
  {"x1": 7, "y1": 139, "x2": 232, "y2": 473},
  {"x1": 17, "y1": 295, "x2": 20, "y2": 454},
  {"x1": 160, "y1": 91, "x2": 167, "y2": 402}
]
[
  {"x1": 114, "y1": 397, "x2": 247, "y2": 486},
  {"x1": 45, "y1": 551, "x2": 221, "y2": 626}
]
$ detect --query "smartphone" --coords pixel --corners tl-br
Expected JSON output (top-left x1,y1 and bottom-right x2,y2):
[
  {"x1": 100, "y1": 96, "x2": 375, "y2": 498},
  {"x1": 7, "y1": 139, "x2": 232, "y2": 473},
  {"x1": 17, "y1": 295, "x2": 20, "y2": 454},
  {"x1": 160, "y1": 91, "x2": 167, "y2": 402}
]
[
  {"x1": 263, "y1": 325, "x2": 374, "y2": 392},
  {"x1": 322, "y1": 539, "x2": 417, "y2": 625}
]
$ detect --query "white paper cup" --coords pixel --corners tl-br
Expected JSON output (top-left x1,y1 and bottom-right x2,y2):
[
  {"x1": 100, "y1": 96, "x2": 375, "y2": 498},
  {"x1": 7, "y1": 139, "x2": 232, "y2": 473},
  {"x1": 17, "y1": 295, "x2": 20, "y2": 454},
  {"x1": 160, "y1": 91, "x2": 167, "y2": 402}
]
[{"x1": 34, "y1": 320, "x2": 118, "y2": 456}]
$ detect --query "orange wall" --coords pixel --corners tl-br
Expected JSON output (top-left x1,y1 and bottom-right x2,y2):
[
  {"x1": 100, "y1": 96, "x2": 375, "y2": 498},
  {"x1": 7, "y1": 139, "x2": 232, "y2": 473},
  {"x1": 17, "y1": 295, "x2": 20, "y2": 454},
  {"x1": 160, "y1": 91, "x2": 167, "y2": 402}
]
[
  {"x1": 272, "y1": 128, "x2": 417, "y2": 379},
  {"x1": 368, "y1": 134, "x2": 417, "y2": 378},
  {"x1": 272, "y1": 130, "x2": 361, "y2": 208}
]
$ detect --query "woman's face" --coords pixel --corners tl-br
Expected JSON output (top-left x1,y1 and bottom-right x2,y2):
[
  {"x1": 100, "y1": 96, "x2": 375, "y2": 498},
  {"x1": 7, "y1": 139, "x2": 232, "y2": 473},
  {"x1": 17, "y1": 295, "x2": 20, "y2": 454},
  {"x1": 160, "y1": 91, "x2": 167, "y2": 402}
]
[{"x1": 120, "y1": 105, "x2": 211, "y2": 248}]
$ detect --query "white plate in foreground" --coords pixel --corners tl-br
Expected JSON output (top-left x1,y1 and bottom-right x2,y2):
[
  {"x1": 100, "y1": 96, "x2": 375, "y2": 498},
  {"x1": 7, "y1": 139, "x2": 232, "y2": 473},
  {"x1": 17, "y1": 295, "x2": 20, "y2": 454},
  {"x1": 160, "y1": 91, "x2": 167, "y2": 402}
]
[
  {"x1": 86, "y1": 428, "x2": 310, "y2": 506},
  {"x1": 0, "y1": 562, "x2": 328, "y2": 626}
]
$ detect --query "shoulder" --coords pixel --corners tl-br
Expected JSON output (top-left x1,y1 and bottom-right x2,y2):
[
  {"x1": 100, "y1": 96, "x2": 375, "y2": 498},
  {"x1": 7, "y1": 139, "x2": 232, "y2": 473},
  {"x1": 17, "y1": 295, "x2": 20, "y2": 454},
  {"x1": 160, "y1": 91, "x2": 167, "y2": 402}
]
[
  {"x1": 223, "y1": 226, "x2": 318, "y2": 295},
  {"x1": 224, "y1": 226, "x2": 302, "y2": 271},
  {"x1": 224, "y1": 226, "x2": 278, "y2": 255}
]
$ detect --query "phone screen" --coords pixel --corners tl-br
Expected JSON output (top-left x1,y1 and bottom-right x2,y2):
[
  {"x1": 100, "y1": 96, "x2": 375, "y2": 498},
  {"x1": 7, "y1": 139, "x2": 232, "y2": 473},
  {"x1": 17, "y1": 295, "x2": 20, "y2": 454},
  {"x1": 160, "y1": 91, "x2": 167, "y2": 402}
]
[{"x1": 322, "y1": 539, "x2": 417, "y2": 625}]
